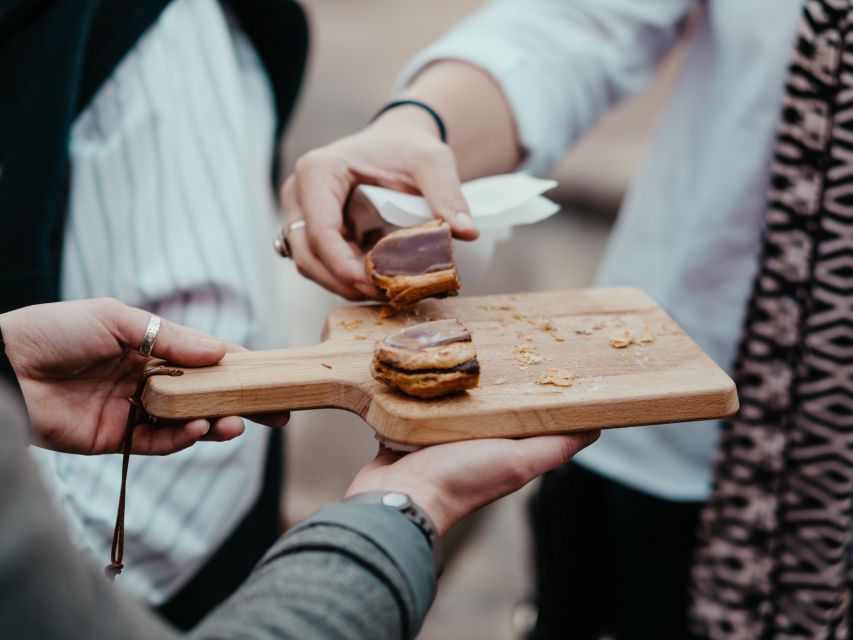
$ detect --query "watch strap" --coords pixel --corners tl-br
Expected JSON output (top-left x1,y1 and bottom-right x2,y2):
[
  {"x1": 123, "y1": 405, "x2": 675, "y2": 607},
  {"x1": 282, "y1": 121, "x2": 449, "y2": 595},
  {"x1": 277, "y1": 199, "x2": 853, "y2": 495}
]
[{"x1": 344, "y1": 491, "x2": 444, "y2": 575}]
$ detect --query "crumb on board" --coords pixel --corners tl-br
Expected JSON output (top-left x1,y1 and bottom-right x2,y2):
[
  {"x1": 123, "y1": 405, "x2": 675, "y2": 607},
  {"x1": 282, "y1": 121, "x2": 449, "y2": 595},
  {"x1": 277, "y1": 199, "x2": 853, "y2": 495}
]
[
  {"x1": 492, "y1": 315, "x2": 516, "y2": 326},
  {"x1": 514, "y1": 344, "x2": 544, "y2": 366},
  {"x1": 610, "y1": 330, "x2": 633, "y2": 349},
  {"x1": 638, "y1": 325, "x2": 656, "y2": 345},
  {"x1": 610, "y1": 325, "x2": 656, "y2": 349},
  {"x1": 321, "y1": 363, "x2": 333, "y2": 369},
  {"x1": 494, "y1": 377, "x2": 507, "y2": 385},
  {"x1": 354, "y1": 334, "x2": 369, "y2": 341},
  {"x1": 528, "y1": 316, "x2": 566, "y2": 341},
  {"x1": 478, "y1": 303, "x2": 515, "y2": 312},
  {"x1": 339, "y1": 319, "x2": 364, "y2": 331},
  {"x1": 534, "y1": 369, "x2": 574, "y2": 387}
]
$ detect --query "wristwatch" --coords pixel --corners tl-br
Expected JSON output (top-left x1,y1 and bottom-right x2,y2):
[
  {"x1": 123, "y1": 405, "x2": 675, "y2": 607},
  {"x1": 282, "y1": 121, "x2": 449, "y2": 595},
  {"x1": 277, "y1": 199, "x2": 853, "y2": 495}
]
[{"x1": 344, "y1": 491, "x2": 444, "y2": 574}]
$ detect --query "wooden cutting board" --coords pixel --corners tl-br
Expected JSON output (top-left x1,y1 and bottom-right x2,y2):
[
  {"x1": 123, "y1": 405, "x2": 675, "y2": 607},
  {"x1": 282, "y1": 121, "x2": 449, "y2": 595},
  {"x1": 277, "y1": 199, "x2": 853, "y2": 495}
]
[{"x1": 141, "y1": 287, "x2": 738, "y2": 447}]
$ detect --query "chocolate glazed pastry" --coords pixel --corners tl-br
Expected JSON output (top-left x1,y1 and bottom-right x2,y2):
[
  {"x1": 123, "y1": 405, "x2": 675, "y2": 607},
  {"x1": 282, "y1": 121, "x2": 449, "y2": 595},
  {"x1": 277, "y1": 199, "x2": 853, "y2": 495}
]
[
  {"x1": 372, "y1": 319, "x2": 480, "y2": 398},
  {"x1": 365, "y1": 220, "x2": 461, "y2": 309}
]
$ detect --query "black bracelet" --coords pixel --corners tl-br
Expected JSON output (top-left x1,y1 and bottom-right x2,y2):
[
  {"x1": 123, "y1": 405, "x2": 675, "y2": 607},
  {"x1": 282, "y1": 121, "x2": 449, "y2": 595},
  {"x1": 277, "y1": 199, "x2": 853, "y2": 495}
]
[{"x1": 370, "y1": 99, "x2": 447, "y2": 143}]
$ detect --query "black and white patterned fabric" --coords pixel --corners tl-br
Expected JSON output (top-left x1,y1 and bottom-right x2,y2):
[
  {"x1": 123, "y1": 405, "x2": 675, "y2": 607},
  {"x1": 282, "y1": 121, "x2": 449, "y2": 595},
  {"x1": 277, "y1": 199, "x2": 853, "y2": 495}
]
[{"x1": 690, "y1": 1, "x2": 853, "y2": 637}]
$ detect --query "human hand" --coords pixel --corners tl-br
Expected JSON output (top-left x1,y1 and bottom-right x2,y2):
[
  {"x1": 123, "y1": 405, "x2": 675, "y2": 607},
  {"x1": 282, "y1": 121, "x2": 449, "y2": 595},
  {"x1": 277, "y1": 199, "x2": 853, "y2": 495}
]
[
  {"x1": 345, "y1": 432, "x2": 599, "y2": 536},
  {"x1": 280, "y1": 105, "x2": 479, "y2": 301},
  {"x1": 1, "y1": 298, "x2": 289, "y2": 455}
]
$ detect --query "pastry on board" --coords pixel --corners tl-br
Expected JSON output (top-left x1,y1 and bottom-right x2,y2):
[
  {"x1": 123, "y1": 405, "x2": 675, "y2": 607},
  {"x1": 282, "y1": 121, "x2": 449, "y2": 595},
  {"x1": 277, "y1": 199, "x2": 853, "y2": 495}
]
[
  {"x1": 365, "y1": 220, "x2": 461, "y2": 309},
  {"x1": 372, "y1": 318, "x2": 480, "y2": 398}
]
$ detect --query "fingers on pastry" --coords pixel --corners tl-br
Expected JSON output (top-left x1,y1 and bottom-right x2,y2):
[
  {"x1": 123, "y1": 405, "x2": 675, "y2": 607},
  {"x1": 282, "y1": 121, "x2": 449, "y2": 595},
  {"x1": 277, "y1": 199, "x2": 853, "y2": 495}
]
[
  {"x1": 365, "y1": 221, "x2": 461, "y2": 309},
  {"x1": 371, "y1": 319, "x2": 480, "y2": 398}
]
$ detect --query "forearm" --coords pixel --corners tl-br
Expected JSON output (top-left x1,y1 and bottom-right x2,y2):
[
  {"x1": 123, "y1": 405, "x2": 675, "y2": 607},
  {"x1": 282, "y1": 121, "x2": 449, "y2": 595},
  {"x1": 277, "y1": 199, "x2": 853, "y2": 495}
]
[
  {"x1": 375, "y1": 60, "x2": 523, "y2": 180},
  {"x1": 393, "y1": 0, "x2": 693, "y2": 176}
]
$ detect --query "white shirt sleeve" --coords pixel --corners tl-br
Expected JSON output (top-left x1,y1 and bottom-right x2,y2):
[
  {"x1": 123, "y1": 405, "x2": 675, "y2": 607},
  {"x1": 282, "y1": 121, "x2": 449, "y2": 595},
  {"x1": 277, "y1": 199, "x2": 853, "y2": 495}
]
[{"x1": 397, "y1": 0, "x2": 694, "y2": 175}]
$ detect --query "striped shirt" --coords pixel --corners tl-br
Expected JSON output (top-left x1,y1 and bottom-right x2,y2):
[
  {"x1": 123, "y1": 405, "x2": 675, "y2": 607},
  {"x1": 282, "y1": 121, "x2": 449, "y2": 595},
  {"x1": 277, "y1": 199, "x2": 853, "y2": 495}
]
[{"x1": 30, "y1": 0, "x2": 287, "y2": 603}]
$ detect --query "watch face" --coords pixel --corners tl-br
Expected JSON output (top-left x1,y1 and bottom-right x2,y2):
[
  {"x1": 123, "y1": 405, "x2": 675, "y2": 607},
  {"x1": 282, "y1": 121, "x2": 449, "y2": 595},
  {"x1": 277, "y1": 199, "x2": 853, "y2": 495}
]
[{"x1": 381, "y1": 492, "x2": 411, "y2": 509}]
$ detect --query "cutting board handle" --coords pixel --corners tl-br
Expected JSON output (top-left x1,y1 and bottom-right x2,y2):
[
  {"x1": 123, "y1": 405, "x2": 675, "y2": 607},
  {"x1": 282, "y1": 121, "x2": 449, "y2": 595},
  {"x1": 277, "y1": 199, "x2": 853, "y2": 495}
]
[{"x1": 141, "y1": 342, "x2": 371, "y2": 420}]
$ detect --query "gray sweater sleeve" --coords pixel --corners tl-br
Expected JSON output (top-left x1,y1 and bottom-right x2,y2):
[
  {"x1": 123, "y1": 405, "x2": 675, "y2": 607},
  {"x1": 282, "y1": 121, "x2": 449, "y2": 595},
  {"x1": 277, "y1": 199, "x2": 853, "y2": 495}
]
[
  {"x1": 0, "y1": 383, "x2": 436, "y2": 640},
  {"x1": 0, "y1": 386, "x2": 175, "y2": 640},
  {"x1": 191, "y1": 504, "x2": 437, "y2": 640}
]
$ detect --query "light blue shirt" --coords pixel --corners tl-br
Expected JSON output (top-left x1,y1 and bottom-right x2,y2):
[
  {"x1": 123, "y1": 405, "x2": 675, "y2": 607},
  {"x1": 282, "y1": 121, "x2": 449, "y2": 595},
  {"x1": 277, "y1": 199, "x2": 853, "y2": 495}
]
[{"x1": 402, "y1": 0, "x2": 804, "y2": 500}]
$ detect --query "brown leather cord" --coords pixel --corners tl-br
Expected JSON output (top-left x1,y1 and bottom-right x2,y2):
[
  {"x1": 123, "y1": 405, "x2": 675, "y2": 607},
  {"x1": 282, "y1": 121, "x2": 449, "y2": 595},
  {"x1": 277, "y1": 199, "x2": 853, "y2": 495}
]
[{"x1": 105, "y1": 366, "x2": 184, "y2": 581}]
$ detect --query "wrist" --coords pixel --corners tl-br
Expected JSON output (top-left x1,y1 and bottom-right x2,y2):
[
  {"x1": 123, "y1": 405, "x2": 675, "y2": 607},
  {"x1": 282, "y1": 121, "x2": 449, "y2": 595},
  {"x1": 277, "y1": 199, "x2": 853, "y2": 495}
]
[
  {"x1": 344, "y1": 490, "x2": 445, "y2": 574},
  {"x1": 346, "y1": 477, "x2": 451, "y2": 536},
  {"x1": 367, "y1": 103, "x2": 444, "y2": 141}
]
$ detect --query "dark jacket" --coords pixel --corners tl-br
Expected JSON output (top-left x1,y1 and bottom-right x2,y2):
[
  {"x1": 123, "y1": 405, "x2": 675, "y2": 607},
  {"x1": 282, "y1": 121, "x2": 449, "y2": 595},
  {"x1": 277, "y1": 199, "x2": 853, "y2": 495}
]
[{"x1": 0, "y1": 0, "x2": 308, "y2": 314}]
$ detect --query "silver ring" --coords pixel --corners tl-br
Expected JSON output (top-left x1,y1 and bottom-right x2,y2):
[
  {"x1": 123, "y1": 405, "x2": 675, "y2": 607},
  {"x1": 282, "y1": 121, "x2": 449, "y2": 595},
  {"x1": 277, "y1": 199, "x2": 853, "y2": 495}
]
[
  {"x1": 138, "y1": 316, "x2": 162, "y2": 357},
  {"x1": 273, "y1": 219, "x2": 307, "y2": 259}
]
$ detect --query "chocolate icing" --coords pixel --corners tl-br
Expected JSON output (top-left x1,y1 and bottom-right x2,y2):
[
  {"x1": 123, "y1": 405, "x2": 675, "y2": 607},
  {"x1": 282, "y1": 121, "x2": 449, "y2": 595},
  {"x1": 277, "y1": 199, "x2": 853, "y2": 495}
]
[
  {"x1": 383, "y1": 319, "x2": 472, "y2": 351},
  {"x1": 385, "y1": 358, "x2": 480, "y2": 376},
  {"x1": 369, "y1": 224, "x2": 454, "y2": 276}
]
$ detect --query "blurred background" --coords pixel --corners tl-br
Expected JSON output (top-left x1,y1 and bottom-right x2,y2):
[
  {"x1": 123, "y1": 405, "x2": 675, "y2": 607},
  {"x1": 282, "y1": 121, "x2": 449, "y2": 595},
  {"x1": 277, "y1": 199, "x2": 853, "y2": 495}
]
[{"x1": 277, "y1": 1, "x2": 685, "y2": 638}]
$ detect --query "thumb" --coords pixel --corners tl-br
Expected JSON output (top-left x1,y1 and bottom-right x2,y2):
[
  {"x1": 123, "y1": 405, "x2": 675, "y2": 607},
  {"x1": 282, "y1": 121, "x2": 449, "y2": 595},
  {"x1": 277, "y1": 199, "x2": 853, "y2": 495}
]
[
  {"x1": 411, "y1": 145, "x2": 479, "y2": 241},
  {"x1": 115, "y1": 305, "x2": 227, "y2": 366}
]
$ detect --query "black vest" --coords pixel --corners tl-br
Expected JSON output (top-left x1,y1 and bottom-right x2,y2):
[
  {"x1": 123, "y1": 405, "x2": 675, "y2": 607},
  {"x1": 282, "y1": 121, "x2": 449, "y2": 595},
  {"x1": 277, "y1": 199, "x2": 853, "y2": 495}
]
[{"x1": 0, "y1": 0, "x2": 308, "y2": 314}]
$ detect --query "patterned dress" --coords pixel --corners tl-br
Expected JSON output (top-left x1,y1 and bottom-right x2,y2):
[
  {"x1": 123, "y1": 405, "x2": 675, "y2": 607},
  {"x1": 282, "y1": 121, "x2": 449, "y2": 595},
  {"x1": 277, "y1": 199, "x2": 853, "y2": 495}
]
[{"x1": 691, "y1": 1, "x2": 853, "y2": 637}]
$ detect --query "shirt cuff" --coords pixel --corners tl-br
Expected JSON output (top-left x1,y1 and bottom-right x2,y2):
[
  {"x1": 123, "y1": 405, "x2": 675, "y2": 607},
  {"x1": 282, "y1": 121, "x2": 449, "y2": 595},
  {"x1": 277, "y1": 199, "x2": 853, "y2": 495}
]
[
  {"x1": 396, "y1": 36, "x2": 569, "y2": 176},
  {"x1": 286, "y1": 502, "x2": 437, "y2": 635}
]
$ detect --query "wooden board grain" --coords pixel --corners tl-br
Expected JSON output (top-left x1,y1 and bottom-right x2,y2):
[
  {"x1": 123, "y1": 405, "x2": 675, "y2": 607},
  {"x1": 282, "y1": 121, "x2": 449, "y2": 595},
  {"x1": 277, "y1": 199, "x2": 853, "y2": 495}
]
[{"x1": 141, "y1": 287, "x2": 738, "y2": 446}]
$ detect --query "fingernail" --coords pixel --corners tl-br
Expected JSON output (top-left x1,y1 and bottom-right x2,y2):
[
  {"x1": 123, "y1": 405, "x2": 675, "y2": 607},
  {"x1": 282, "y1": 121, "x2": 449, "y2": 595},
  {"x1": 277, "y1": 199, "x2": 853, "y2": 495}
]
[
  {"x1": 350, "y1": 261, "x2": 370, "y2": 284},
  {"x1": 197, "y1": 338, "x2": 224, "y2": 352},
  {"x1": 199, "y1": 420, "x2": 211, "y2": 436},
  {"x1": 454, "y1": 212, "x2": 476, "y2": 233},
  {"x1": 355, "y1": 282, "x2": 377, "y2": 298}
]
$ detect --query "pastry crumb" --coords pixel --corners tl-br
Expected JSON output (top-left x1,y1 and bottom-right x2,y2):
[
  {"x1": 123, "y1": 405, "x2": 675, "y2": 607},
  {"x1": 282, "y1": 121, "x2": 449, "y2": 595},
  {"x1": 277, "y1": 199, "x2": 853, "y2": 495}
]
[
  {"x1": 321, "y1": 363, "x2": 333, "y2": 369},
  {"x1": 610, "y1": 326, "x2": 655, "y2": 348},
  {"x1": 339, "y1": 319, "x2": 364, "y2": 331},
  {"x1": 493, "y1": 377, "x2": 507, "y2": 385},
  {"x1": 610, "y1": 330, "x2": 633, "y2": 349},
  {"x1": 354, "y1": 334, "x2": 369, "y2": 341},
  {"x1": 527, "y1": 316, "x2": 566, "y2": 342},
  {"x1": 514, "y1": 344, "x2": 544, "y2": 365},
  {"x1": 637, "y1": 325, "x2": 656, "y2": 345},
  {"x1": 535, "y1": 369, "x2": 574, "y2": 387}
]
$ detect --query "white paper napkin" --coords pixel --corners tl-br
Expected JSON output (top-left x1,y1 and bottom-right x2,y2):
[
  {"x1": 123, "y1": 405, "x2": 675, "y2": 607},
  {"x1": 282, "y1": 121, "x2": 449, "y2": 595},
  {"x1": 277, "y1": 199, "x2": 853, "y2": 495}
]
[{"x1": 358, "y1": 172, "x2": 559, "y2": 230}]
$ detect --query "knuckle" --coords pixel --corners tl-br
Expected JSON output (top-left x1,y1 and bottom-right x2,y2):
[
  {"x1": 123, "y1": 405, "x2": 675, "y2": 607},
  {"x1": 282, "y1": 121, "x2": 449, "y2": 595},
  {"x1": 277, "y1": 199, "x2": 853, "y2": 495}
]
[
  {"x1": 505, "y1": 450, "x2": 533, "y2": 487},
  {"x1": 412, "y1": 140, "x2": 449, "y2": 165},
  {"x1": 294, "y1": 149, "x2": 333, "y2": 176},
  {"x1": 97, "y1": 297, "x2": 124, "y2": 317},
  {"x1": 295, "y1": 262, "x2": 311, "y2": 279}
]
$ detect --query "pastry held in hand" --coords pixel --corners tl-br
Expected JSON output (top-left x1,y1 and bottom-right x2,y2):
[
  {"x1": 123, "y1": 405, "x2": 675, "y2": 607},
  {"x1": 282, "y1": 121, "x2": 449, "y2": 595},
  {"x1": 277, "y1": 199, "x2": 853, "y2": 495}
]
[
  {"x1": 365, "y1": 220, "x2": 461, "y2": 309},
  {"x1": 372, "y1": 319, "x2": 480, "y2": 398}
]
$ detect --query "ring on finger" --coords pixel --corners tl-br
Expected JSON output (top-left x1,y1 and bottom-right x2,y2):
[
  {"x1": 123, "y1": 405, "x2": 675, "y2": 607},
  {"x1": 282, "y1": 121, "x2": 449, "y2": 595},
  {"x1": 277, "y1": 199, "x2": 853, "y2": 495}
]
[
  {"x1": 273, "y1": 219, "x2": 307, "y2": 259},
  {"x1": 138, "y1": 315, "x2": 162, "y2": 357}
]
